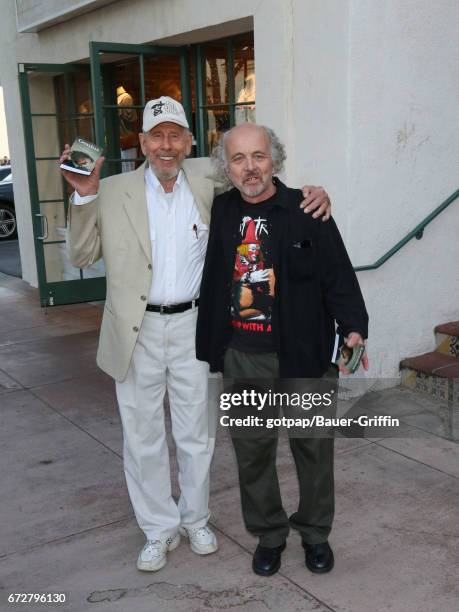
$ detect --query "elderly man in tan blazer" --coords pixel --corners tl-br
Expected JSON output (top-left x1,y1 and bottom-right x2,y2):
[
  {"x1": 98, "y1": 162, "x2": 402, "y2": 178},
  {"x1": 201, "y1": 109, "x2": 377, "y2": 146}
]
[{"x1": 60, "y1": 96, "x2": 331, "y2": 573}]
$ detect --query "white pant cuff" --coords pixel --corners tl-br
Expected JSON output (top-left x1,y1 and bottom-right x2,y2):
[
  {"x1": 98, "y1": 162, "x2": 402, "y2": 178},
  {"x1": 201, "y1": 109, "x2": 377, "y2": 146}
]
[
  {"x1": 180, "y1": 514, "x2": 211, "y2": 531},
  {"x1": 144, "y1": 528, "x2": 179, "y2": 541}
]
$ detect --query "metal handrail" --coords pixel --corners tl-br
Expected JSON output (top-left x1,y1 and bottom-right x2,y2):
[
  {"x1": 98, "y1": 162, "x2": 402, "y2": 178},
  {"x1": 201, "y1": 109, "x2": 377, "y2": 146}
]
[{"x1": 354, "y1": 188, "x2": 459, "y2": 271}]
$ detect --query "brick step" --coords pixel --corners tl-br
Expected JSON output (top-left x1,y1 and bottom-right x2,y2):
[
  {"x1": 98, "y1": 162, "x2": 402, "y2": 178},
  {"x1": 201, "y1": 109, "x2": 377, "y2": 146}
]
[
  {"x1": 400, "y1": 352, "x2": 459, "y2": 405},
  {"x1": 400, "y1": 351, "x2": 459, "y2": 376},
  {"x1": 434, "y1": 321, "x2": 459, "y2": 357},
  {"x1": 435, "y1": 320, "x2": 459, "y2": 335}
]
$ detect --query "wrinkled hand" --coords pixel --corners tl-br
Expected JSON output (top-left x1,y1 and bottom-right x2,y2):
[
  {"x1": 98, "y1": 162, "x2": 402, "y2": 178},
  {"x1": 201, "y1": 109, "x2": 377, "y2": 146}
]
[
  {"x1": 339, "y1": 332, "x2": 369, "y2": 375},
  {"x1": 300, "y1": 185, "x2": 331, "y2": 221},
  {"x1": 248, "y1": 269, "x2": 270, "y2": 283},
  {"x1": 59, "y1": 144, "x2": 105, "y2": 196}
]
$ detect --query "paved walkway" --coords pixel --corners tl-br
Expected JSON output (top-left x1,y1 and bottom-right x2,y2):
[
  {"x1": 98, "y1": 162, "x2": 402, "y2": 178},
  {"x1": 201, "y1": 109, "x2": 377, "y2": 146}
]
[{"x1": 0, "y1": 272, "x2": 457, "y2": 612}]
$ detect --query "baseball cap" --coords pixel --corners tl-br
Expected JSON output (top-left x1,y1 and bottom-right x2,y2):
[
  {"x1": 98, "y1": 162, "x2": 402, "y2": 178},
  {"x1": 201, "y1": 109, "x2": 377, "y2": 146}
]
[{"x1": 142, "y1": 96, "x2": 189, "y2": 132}]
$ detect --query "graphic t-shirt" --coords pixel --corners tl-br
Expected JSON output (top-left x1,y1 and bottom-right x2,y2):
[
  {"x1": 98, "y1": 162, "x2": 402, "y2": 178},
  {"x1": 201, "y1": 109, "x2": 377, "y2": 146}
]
[{"x1": 229, "y1": 194, "x2": 278, "y2": 353}]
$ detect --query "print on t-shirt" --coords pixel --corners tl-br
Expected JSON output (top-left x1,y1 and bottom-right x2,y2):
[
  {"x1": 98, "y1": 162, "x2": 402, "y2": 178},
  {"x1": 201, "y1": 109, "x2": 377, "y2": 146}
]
[{"x1": 231, "y1": 211, "x2": 276, "y2": 350}]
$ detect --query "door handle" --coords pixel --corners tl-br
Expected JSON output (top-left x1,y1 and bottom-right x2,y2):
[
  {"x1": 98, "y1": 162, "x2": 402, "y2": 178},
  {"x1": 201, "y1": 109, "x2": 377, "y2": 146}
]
[{"x1": 36, "y1": 213, "x2": 49, "y2": 240}]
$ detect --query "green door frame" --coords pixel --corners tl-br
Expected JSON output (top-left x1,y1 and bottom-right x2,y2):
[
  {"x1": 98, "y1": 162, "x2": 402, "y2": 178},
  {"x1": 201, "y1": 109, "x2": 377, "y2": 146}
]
[{"x1": 18, "y1": 62, "x2": 107, "y2": 307}]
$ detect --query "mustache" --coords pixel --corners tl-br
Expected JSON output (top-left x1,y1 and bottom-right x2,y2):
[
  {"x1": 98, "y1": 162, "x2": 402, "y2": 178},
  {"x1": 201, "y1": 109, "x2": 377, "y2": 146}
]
[{"x1": 243, "y1": 172, "x2": 260, "y2": 180}]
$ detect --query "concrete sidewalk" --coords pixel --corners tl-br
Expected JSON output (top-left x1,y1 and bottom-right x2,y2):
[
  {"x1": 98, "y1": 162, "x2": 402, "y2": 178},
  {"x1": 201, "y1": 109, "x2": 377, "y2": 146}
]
[{"x1": 0, "y1": 272, "x2": 457, "y2": 612}]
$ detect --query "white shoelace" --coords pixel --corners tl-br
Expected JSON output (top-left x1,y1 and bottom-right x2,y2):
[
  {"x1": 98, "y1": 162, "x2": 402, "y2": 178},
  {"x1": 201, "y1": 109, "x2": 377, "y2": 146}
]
[
  {"x1": 188, "y1": 526, "x2": 212, "y2": 539},
  {"x1": 144, "y1": 540, "x2": 163, "y2": 553}
]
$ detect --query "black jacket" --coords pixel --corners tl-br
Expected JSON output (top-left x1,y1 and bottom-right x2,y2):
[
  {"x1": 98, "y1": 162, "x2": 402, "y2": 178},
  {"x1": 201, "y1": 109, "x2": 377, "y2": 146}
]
[{"x1": 196, "y1": 178, "x2": 369, "y2": 377}]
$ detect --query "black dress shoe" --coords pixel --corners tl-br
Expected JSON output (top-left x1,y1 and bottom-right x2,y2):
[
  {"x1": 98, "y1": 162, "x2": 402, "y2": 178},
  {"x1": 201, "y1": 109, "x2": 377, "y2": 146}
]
[
  {"x1": 252, "y1": 543, "x2": 286, "y2": 576},
  {"x1": 303, "y1": 541, "x2": 334, "y2": 573}
]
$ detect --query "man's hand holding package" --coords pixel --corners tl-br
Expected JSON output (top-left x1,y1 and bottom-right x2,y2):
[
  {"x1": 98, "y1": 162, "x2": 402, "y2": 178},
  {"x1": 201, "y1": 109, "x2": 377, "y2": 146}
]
[
  {"x1": 59, "y1": 144, "x2": 105, "y2": 196},
  {"x1": 338, "y1": 332, "x2": 369, "y2": 375}
]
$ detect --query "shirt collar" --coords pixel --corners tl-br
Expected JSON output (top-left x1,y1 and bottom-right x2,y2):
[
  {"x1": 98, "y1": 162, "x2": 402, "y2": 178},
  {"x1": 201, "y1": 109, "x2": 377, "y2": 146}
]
[{"x1": 271, "y1": 177, "x2": 288, "y2": 208}]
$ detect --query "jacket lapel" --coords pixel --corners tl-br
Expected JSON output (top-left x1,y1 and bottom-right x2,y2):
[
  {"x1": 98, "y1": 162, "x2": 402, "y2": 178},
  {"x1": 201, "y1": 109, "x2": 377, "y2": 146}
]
[
  {"x1": 182, "y1": 161, "x2": 215, "y2": 226},
  {"x1": 222, "y1": 189, "x2": 243, "y2": 268},
  {"x1": 122, "y1": 163, "x2": 152, "y2": 263},
  {"x1": 120, "y1": 157, "x2": 216, "y2": 261}
]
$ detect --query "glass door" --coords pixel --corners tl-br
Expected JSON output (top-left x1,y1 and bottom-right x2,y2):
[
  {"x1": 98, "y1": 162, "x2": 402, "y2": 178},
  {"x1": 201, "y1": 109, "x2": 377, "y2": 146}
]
[
  {"x1": 89, "y1": 42, "x2": 191, "y2": 177},
  {"x1": 19, "y1": 62, "x2": 107, "y2": 306}
]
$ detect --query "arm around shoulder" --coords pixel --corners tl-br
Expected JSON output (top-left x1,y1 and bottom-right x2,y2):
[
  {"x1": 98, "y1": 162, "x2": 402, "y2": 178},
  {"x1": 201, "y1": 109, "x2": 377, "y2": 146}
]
[{"x1": 183, "y1": 156, "x2": 227, "y2": 195}]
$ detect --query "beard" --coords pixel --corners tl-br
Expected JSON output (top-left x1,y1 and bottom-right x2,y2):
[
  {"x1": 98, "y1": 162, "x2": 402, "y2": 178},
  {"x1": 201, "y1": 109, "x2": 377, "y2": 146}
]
[
  {"x1": 154, "y1": 166, "x2": 180, "y2": 182},
  {"x1": 239, "y1": 173, "x2": 270, "y2": 198},
  {"x1": 240, "y1": 182, "x2": 266, "y2": 198},
  {"x1": 149, "y1": 157, "x2": 181, "y2": 184}
]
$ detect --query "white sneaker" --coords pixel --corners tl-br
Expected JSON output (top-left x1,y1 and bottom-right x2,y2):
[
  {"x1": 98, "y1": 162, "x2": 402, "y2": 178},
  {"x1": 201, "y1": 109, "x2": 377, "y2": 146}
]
[
  {"x1": 179, "y1": 525, "x2": 218, "y2": 555},
  {"x1": 136, "y1": 533, "x2": 180, "y2": 572}
]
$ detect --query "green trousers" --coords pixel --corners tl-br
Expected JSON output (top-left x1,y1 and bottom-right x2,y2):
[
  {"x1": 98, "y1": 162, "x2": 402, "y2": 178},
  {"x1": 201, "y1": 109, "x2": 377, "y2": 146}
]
[{"x1": 224, "y1": 347, "x2": 335, "y2": 547}]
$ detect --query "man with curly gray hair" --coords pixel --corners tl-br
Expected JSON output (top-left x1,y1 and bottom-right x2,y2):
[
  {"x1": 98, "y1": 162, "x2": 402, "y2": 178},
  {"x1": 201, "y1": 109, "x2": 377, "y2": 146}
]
[
  {"x1": 211, "y1": 125, "x2": 286, "y2": 191},
  {"x1": 196, "y1": 123, "x2": 369, "y2": 578}
]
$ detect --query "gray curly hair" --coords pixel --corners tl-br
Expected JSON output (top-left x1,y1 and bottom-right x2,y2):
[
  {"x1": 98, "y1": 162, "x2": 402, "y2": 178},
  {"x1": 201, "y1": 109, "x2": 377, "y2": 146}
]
[{"x1": 211, "y1": 124, "x2": 286, "y2": 190}]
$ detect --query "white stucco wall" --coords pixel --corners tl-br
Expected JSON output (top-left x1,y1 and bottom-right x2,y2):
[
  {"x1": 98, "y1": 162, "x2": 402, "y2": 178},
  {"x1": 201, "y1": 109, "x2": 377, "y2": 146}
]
[
  {"x1": 257, "y1": 0, "x2": 459, "y2": 379},
  {"x1": 347, "y1": 0, "x2": 459, "y2": 378},
  {"x1": 16, "y1": 0, "x2": 118, "y2": 32},
  {"x1": 0, "y1": 0, "x2": 457, "y2": 379},
  {"x1": 0, "y1": 88, "x2": 10, "y2": 158}
]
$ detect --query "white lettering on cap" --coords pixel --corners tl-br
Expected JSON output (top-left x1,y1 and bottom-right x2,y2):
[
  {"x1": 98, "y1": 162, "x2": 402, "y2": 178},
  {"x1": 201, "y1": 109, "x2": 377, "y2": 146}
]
[{"x1": 150, "y1": 100, "x2": 181, "y2": 117}]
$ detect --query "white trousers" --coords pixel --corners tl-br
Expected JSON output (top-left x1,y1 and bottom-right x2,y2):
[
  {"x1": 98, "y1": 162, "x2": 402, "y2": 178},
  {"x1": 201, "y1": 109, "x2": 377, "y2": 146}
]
[{"x1": 115, "y1": 307, "x2": 215, "y2": 540}]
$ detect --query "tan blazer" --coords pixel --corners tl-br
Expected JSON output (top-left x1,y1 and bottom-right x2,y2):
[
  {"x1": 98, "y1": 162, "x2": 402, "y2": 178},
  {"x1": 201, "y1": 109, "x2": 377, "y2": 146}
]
[{"x1": 67, "y1": 158, "x2": 220, "y2": 382}]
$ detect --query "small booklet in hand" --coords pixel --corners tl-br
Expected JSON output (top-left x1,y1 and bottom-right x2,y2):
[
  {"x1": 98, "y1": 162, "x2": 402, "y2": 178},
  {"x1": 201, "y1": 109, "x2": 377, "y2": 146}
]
[
  {"x1": 336, "y1": 340, "x2": 365, "y2": 373},
  {"x1": 60, "y1": 137, "x2": 103, "y2": 175}
]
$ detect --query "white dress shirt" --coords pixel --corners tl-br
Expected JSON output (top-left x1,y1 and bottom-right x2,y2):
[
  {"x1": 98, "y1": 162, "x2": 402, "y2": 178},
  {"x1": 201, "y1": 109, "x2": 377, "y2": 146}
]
[
  {"x1": 144, "y1": 167, "x2": 208, "y2": 304},
  {"x1": 73, "y1": 166, "x2": 209, "y2": 305}
]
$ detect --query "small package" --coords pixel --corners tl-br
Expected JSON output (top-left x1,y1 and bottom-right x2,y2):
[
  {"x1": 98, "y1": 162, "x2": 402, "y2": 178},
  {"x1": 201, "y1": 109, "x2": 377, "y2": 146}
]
[
  {"x1": 60, "y1": 137, "x2": 103, "y2": 175},
  {"x1": 336, "y1": 341, "x2": 365, "y2": 373}
]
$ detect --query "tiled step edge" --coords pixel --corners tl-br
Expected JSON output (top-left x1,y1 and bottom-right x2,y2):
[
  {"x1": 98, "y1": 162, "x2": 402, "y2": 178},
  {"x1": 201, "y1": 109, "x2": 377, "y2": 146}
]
[
  {"x1": 435, "y1": 332, "x2": 459, "y2": 358},
  {"x1": 400, "y1": 368, "x2": 459, "y2": 405}
]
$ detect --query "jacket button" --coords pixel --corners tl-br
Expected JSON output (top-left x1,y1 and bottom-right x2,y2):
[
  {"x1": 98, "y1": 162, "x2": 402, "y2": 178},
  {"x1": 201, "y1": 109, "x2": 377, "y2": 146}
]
[
  {"x1": 133, "y1": 326, "x2": 139, "y2": 332},
  {"x1": 148, "y1": 264, "x2": 152, "y2": 270},
  {"x1": 140, "y1": 295, "x2": 147, "y2": 301}
]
